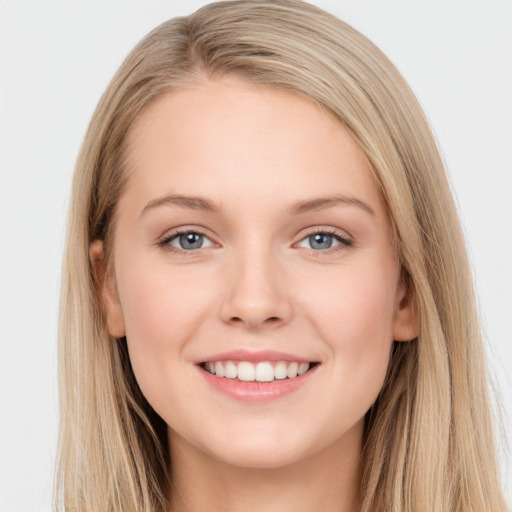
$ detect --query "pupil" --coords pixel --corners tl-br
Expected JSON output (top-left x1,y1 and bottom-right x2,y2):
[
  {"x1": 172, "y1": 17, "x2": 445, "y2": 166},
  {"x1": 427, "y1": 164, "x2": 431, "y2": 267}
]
[
  {"x1": 180, "y1": 233, "x2": 203, "y2": 249},
  {"x1": 310, "y1": 233, "x2": 332, "y2": 249}
]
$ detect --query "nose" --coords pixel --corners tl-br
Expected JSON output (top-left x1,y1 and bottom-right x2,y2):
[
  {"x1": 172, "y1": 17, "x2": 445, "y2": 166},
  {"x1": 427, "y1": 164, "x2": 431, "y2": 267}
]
[{"x1": 219, "y1": 243, "x2": 293, "y2": 331}]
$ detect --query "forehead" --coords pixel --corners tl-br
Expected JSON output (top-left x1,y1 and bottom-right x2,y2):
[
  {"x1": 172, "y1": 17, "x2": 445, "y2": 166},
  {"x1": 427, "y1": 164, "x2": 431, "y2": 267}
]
[{"x1": 121, "y1": 77, "x2": 383, "y2": 216}]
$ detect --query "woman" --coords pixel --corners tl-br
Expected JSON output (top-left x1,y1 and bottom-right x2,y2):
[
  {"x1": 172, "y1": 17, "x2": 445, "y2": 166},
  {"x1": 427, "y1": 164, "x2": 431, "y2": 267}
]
[{"x1": 55, "y1": 1, "x2": 508, "y2": 510}]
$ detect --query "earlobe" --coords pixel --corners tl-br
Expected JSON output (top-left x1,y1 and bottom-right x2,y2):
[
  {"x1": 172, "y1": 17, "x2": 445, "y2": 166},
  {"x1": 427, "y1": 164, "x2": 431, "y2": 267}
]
[
  {"x1": 392, "y1": 277, "x2": 419, "y2": 342},
  {"x1": 89, "y1": 240, "x2": 126, "y2": 338}
]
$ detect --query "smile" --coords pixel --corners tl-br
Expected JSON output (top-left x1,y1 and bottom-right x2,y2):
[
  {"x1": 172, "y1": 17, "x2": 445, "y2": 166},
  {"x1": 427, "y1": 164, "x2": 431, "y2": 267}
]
[
  {"x1": 202, "y1": 360, "x2": 313, "y2": 382},
  {"x1": 196, "y1": 350, "x2": 320, "y2": 402}
]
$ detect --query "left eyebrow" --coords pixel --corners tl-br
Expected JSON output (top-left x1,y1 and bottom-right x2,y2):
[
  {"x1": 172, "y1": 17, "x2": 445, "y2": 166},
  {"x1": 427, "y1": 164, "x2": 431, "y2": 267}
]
[{"x1": 288, "y1": 195, "x2": 375, "y2": 216}]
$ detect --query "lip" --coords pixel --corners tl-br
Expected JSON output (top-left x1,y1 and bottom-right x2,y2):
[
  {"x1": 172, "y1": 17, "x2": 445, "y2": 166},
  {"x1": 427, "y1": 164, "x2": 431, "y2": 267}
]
[
  {"x1": 194, "y1": 349, "x2": 313, "y2": 364},
  {"x1": 195, "y1": 350, "x2": 319, "y2": 402}
]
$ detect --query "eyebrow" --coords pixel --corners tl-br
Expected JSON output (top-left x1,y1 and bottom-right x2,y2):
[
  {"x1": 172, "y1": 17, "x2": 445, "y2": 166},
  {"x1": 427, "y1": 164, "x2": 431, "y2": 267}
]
[
  {"x1": 140, "y1": 193, "x2": 375, "y2": 217},
  {"x1": 287, "y1": 195, "x2": 375, "y2": 216},
  {"x1": 141, "y1": 194, "x2": 219, "y2": 216}
]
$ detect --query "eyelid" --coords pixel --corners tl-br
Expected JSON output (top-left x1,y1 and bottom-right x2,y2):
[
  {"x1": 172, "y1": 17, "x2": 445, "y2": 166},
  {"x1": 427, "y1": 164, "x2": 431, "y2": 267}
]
[
  {"x1": 169, "y1": 231, "x2": 214, "y2": 249},
  {"x1": 156, "y1": 226, "x2": 218, "y2": 254},
  {"x1": 294, "y1": 226, "x2": 353, "y2": 254},
  {"x1": 156, "y1": 225, "x2": 353, "y2": 255}
]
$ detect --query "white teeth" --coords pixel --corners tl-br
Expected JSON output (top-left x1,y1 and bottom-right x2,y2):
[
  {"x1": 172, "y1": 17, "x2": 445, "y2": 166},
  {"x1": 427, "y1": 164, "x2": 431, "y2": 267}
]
[
  {"x1": 203, "y1": 360, "x2": 313, "y2": 382},
  {"x1": 255, "y1": 362, "x2": 274, "y2": 382},
  {"x1": 237, "y1": 361, "x2": 255, "y2": 381},
  {"x1": 287, "y1": 362, "x2": 298, "y2": 379},
  {"x1": 214, "y1": 361, "x2": 225, "y2": 377},
  {"x1": 274, "y1": 361, "x2": 287, "y2": 380},
  {"x1": 298, "y1": 362, "x2": 310, "y2": 376},
  {"x1": 224, "y1": 361, "x2": 238, "y2": 379}
]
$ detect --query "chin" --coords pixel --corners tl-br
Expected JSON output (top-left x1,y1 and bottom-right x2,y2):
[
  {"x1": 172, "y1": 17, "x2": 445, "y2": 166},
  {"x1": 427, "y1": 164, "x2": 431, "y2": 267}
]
[
  {"x1": 210, "y1": 440, "x2": 309, "y2": 470},
  {"x1": 192, "y1": 422, "x2": 328, "y2": 470}
]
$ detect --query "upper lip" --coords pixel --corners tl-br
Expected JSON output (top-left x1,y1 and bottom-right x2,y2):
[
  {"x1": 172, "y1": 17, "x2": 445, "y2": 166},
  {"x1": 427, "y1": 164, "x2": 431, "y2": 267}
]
[{"x1": 195, "y1": 349, "x2": 315, "y2": 364}]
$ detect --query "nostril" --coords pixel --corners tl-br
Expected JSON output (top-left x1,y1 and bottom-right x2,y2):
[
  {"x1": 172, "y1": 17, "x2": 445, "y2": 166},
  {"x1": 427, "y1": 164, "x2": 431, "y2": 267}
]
[
  {"x1": 229, "y1": 315, "x2": 283, "y2": 328},
  {"x1": 229, "y1": 316, "x2": 281, "y2": 325}
]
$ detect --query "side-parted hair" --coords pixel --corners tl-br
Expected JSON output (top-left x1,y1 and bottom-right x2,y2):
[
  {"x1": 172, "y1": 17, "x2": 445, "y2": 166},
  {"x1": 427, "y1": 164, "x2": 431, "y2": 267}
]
[{"x1": 56, "y1": 1, "x2": 507, "y2": 510}]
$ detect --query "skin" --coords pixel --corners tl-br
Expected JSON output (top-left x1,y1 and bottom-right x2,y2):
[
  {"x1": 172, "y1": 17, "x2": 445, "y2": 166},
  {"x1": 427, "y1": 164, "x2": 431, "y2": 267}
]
[{"x1": 91, "y1": 77, "x2": 417, "y2": 512}]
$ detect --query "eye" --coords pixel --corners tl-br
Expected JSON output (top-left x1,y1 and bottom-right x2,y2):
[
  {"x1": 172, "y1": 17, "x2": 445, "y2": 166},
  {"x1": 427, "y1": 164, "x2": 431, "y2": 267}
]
[
  {"x1": 296, "y1": 230, "x2": 352, "y2": 251},
  {"x1": 160, "y1": 230, "x2": 214, "y2": 251}
]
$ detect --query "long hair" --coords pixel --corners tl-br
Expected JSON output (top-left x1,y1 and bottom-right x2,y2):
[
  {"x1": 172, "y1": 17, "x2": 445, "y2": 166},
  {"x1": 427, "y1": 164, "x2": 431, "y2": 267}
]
[{"x1": 55, "y1": 1, "x2": 507, "y2": 510}]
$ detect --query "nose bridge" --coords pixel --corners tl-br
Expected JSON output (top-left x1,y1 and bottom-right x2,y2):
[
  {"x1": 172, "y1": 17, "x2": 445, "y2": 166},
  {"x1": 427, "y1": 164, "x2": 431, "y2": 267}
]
[{"x1": 219, "y1": 235, "x2": 292, "y2": 329}]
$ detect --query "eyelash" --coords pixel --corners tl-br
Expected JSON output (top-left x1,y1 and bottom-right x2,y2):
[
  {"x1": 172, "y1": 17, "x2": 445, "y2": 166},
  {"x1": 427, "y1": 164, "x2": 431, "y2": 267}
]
[
  {"x1": 302, "y1": 227, "x2": 353, "y2": 256},
  {"x1": 157, "y1": 227, "x2": 353, "y2": 256},
  {"x1": 157, "y1": 228, "x2": 213, "y2": 257}
]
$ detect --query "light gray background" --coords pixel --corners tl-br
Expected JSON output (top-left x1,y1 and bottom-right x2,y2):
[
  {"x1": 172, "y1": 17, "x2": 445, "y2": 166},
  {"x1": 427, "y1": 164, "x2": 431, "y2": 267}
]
[{"x1": 0, "y1": 1, "x2": 511, "y2": 510}]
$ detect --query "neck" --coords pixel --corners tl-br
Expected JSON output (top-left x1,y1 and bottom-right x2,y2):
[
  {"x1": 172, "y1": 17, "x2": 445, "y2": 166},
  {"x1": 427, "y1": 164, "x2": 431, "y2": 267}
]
[{"x1": 166, "y1": 424, "x2": 363, "y2": 512}]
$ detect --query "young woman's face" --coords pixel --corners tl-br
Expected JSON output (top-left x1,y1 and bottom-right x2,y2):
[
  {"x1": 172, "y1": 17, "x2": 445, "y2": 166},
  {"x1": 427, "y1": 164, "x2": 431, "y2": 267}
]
[{"x1": 97, "y1": 77, "x2": 416, "y2": 469}]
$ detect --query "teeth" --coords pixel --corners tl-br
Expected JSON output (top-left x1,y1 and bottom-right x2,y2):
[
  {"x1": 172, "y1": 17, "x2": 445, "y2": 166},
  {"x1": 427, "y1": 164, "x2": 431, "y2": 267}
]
[
  {"x1": 224, "y1": 361, "x2": 238, "y2": 379},
  {"x1": 255, "y1": 362, "x2": 274, "y2": 382},
  {"x1": 237, "y1": 361, "x2": 255, "y2": 381},
  {"x1": 287, "y1": 362, "x2": 298, "y2": 379},
  {"x1": 203, "y1": 360, "x2": 311, "y2": 382},
  {"x1": 214, "y1": 361, "x2": 225, "y2": 377},
  {"x1": 274, "y1": 361, "x2": 287, "y2": 380},
  {"x1": 298, "y1": 362, "x2": 309, "y2": 376}
]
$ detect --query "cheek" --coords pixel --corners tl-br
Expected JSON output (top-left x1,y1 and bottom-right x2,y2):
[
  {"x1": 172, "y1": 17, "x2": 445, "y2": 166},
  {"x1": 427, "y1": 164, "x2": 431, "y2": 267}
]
[
  {"x1": 117, "y1": 243, "x2": 220, "y2": 334},
  {"x1": 299, "y1": 264, "x2": 397, "y2": 405},
  {"x1": 115, "y1": 260, "x2": 214, "y2": 394},
  {"x1": 302, "y1": 262, "x2": 397, "y2": 343}
]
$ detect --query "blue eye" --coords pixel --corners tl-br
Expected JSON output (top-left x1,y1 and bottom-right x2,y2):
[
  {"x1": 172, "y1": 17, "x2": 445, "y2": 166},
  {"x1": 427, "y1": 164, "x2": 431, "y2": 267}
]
[
  {"x1": 163, "y1": 231, "x2": 214, "y2": 251},
  {"x1": 297, "y1": 231, "x2": 351, "y2": 251},
  {"x1": 309, "y1": 233, "x2": 335, "y2": 250}
]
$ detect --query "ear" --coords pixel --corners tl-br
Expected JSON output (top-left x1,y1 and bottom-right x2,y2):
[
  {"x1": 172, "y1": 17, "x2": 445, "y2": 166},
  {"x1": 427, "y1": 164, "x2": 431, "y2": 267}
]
[
  {"x1": 89, "y1": 240, "x2": 126, "y2": 338},
  {"x1": 392, "y1": 275, "x2": 419, "y2": 342}
]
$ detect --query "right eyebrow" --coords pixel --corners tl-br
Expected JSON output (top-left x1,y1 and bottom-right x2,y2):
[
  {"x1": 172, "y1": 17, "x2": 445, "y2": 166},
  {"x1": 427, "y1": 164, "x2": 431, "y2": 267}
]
[{"x1": 139, "y1": 194, "x2": 220, "y2": 218}]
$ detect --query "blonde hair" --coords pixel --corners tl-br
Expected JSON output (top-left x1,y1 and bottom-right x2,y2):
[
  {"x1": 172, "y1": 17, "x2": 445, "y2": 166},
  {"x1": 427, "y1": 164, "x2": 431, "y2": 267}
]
[{"x1": 56, "y1": 1, "x2": 508, "y2": 510}]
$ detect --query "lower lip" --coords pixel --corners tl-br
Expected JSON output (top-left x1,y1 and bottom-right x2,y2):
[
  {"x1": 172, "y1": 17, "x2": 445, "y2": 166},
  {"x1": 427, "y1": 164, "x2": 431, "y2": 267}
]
[{"x1": 198, "y1": 365, "x2": 318, "y2": 402}]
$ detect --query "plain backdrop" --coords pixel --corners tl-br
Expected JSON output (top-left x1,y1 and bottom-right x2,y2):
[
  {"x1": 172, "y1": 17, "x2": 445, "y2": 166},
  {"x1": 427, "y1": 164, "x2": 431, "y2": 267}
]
[{"x1": 0, "y1": 1, "x2": 511, "y2": 510}]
